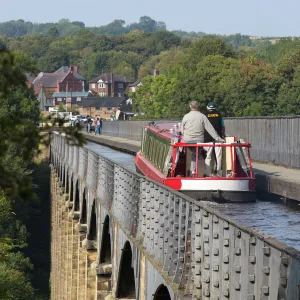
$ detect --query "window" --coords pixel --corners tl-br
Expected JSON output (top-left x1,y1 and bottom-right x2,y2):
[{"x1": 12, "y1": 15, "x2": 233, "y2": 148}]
[
  {"x1": 98, "y1": 82, "x2": 105, "y2": 88},
  {"x1": 118, "y1": 83, "x2": 123, "y2": 88},
  {"x1": 91, "y1": 83, "x2": 96, "y2": 89},
  {"x1": 98, "y1": 92, "x2": 106, "y2": 97},
  {"x1": 77, "y1": 97, "x2": 81, "y2": 102},
  {"x1": 57, "y1": 97, "x2": 62, "y2": 102},
  {"x1": 118, "y1": 92, "x2": 123, "y2": 97},
  {"x1": 107, "y1": 107, "x2": 112, "y2": 110}
]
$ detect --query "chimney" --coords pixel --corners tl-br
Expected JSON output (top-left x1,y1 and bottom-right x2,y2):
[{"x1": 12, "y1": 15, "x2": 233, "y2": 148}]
[
  {"x1": 68, "y1": 65, "x2": 71, "y2": 73},
  {"x1": 74, "y1": 65, "x2": 78, "y2": 73},
  {"x1": 154, "y1": 68, "x2": 160, "y2": 77}
]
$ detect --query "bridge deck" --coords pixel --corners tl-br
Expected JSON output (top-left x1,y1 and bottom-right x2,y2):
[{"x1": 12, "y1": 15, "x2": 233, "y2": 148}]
[{"x1": 84, "y1": 133, "x2": 300, "y2": 203}]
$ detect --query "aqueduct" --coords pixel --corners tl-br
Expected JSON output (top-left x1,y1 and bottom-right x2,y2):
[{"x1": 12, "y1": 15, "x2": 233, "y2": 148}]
[{"x1": 50, "y1": 132, "x2": 300, "y2": 300}]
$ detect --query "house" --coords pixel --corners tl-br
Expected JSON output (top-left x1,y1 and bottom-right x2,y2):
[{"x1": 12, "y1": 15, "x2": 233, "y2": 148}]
[
  {"x1": 55, "y1": 65, "x2": 86, "y2": 91},
  {"x1": 77, "y1": 97, "x2": 126, "y2": 119},
  {"x1": 37, "y1": 87, "x2": 53, "y2": 111},
  {"x1": 89, "y1": 72, "x2": 130, "y2": 98},
  {"x1": 128, "y1": 80, "x2": 142, "y2": 93},
  {"x1": 52, "y1": 91, "x2": 91, "y2": 108},
  {"x1": 32, "y1": 68, "x2": 85, "y2": 96}
]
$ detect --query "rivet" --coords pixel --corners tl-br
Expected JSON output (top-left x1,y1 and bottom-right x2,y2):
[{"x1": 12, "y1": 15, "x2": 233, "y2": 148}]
[
  {"x1": 249, "y1": 274, "x2": 255, "y2": 282},
  {"x1": 262, "y1": 286, "x2": 269, "y2": 295},
  {"x1": 263, "y1": 247, "x2": 270, "y2": 255},
  {"x1": 249, "y1": 255, "x2": 256, "y2": 264},
  {"x1": 213, "y1": 249, "x2": 219, "y2": 256},
  {"x1": 235, "y1": 265, "x2": 241, "y2": 273},
  {"x1": 235, "y1": 247, "x2": 241, "y2": 255},
  {"x1": 213, "y1": 232, "x2": 219, "y2": 239},
  {"x1": 213, "y1": 264, "x2": 219, "y2": 271},
  {"x1": 223, "y1": 256, "x2": 229, "y2": 264},
  {"x1": 213, "y1": 281, "x2": 219, "y2": 287}
]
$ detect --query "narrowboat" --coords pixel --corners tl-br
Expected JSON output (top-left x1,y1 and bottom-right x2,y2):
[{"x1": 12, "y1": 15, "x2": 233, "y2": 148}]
[{"x1": 135, "y1": 122, "x2": 256, "y2": 202}]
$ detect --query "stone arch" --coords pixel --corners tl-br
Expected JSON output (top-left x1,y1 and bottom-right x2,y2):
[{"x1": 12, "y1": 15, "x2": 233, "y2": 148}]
[
  {"x1": 74, "y1": 180, "x2": 80, "y2": 211},
  {"x1": 116, "y1": 241, "x2": 136, "y2": 298},
  {"x1": 153, "y1": 284, "x2": 171, "y2": 300},
  {"x1": 99, "y1": 215, "x2": 111, "y2": 264},
  {"x1": 80, "y1": 188, "x2": 87, "y2": 224},
  {"x1": 87, "y1": 200, "x2": 97, "y2": 241}
]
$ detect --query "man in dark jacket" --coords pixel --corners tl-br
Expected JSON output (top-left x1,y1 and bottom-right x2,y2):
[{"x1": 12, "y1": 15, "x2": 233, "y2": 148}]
[{"x1": 204, "y1": 102, "x2": 225, "y2": 176}]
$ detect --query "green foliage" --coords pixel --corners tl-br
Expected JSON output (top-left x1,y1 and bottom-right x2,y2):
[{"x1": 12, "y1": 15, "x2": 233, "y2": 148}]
[
  {"x1": 0, "y1": 48, "x2": 84, "y2": 299},
  {"x1": 47, "y1": 26, "x2": 59, "y2": 37}
]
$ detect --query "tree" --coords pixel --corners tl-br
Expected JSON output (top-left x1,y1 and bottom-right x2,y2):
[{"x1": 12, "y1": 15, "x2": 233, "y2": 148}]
[
  {"x1": 38, "y1": 48, "x2": 70, "y2": 72},
  {"x1": 183, "y1": 36, "x2": 235, "y2": 69},
  {"x1": 114, "y1": 61, "x2": 135, "y2": 81},
  {"x1": 47, "y1": 26, "x2": 59, "y2": 37},
  {"x1": 58, "y1": 102, "x2": 65, "y2": 111}
]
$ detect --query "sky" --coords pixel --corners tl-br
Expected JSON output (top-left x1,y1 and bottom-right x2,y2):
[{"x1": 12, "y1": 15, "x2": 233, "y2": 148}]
[{"x1": 1, "y1": 0, "x2": 300, "y2": 36}]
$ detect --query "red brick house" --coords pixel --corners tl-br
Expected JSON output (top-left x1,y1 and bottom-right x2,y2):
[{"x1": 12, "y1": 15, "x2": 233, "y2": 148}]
[
  {"x1": 32, "y1": 67, "x2": 85, "y2": 95},
  {"x1": 89, "y1": 72, "x2": 130, "y2": 98}
]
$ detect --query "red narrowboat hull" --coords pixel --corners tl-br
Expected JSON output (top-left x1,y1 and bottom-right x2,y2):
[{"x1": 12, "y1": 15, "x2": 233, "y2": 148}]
[{"x1": 135, "y1": 151, "x2": 256, "y2": 203}]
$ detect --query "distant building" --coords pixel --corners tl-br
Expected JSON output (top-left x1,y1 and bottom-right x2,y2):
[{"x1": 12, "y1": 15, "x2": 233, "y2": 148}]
[
  {"x1": 55, "y1": 65, "x2": 86, "y2": 90},
  {"x1": 89, "y1": 72, "x2": 130, "y2": 98},
  {"x1": 32, "y1": 66, "x2": 85, "y2": 96},
  {"x1": 77, "y1": 97, "x2": 126, "y2": 119},
  {"x1": 128, "y1": 80, "x2": 142, "y2": 93},
  {"x1": 52, "y1": 91, "x2": 91, "y2": 108}
]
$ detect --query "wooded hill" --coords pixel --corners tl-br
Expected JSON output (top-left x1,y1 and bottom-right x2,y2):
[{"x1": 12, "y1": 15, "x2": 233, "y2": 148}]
[{"x1": 2, "y1": 17, "x2": 300, "y2": 117}]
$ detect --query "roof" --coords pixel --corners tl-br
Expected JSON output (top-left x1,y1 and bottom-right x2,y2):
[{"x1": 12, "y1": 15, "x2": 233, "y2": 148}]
[
  {"x1": 128, "y1": 80, "x2": 141, "y2": 87},
  {"x1": 79, "y1": 97, "x2": 126, "y2": 108},
  {"x1": 52, "y1": 92, "x2": 90, "y2": 97},
  {"x1": 89, "y1": 72, "x2": 128, "y2": 84},
  {"x1": 32, "y1": 72, "x2": 67, "y2": 88},
  {"x1": 55, "y1": 66, "x2": 86, "y2": 81}
]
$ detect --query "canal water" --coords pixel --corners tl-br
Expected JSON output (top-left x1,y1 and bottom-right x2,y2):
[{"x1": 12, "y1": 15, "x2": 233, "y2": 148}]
[{"x1": 85, "y1": 142, "x2": 300, "y2": 251}]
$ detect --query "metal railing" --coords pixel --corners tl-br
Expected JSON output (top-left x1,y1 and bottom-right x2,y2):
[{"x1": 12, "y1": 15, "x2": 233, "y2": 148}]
[
  {"x1": 101, "y1": 117, "x2": 300, "y2": 168},
  {"x1": 51, "y1": 133, "x2": 300, "y2": 299}
]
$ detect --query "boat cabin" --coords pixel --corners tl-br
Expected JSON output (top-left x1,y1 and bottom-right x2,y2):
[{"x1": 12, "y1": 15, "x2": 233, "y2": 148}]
[{"x1": 140, "y1": 122, "x2": 253, "y2": 179}]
